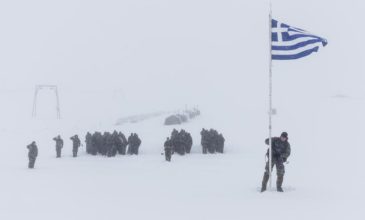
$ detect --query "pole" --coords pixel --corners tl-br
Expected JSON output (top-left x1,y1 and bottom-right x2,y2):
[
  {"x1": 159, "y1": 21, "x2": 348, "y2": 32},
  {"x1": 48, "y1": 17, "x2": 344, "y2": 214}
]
[
  {"x1": 55, "y1": 87, "x2": 61, "y2": 119},
  {"x1": 32, "y1": 86, "x2": 38, "y2": 118},
  {"x1": 268, "y1": 2, "x2": 273, "y2": 190}
]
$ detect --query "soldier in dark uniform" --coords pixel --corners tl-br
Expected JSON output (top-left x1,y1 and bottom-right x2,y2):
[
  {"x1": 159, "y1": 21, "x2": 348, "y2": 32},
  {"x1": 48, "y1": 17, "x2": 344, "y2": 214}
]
[
  {"x1": 70, "y1": 135, "x2": 81, "y2": 157},
  {"x1": 200, "y1": 129, "x2": 208, "y2": 154},
  {"x1": 127, "y1": 133, "x2": 134, "y2": 155},
  {"x1": 207, "y1": 129, "x2": 218, "y2": 154},
  {"x1": 105, "y1": 133, "x2": 115, "y2": 157},
  {"x1": 174, "y1": 131, "x2": 185, "y2": 155},
  {"x1": 216, "y1": 133, "x2": 225, "y2": 153},
  {"x1": 113, "y1": 131, "x2": 122, "y2": 155},
  {"x1": 261, "y1": 132, "x2": 291, "y2": 192},
  {"x1": 127, "y1": 133, "x2": 141, "y2": 155},
  {"x1": 118, "y1": 132, "x2": 128, "y2": 155},
  {"x1": 27, "y1": 141, "x2": 38, "y2": 169},
  {"x1": 164, "y1": 137, "x2": 173, "y2": 162},
  {"x1": 101, "y1": 132, "x2": 110, "y2": 156},
  {"x1": 185, "y1": 132, "x2": 193, "y2": 154},
  {"x1": 95, "y1": 132, "x2": 104, "y2": 155},
  {"x1": 179, "y1": 130, "x2": 188, "y2": 154},
  {"x1": 53, "y1": 135, "x2": 64, "y2": 158},
  {"x1": 85, "y1": 132, "x2": 92, "y2": 154},
  {"x1": 133, "y1": 134, "x2": 141, "y2": 155},
  {"x1": 91, "y1": 132, "x2": 100, "y2": 155},
  {"x1": 170, "y1": 129, "x2": 178, "y2": 155}
]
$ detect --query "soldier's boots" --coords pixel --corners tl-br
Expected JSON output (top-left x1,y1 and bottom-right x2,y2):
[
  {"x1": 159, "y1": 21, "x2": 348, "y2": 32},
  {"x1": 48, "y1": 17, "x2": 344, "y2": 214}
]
[
  {"x1": 261, "y1": 173, "x2": 269, "y2": 192},
  {"x1": 261, "y1": 173, "x2": 285, "y2": 193},
  {"x1": 277, "y1": 175, "x2": 284, "y2": 192}
]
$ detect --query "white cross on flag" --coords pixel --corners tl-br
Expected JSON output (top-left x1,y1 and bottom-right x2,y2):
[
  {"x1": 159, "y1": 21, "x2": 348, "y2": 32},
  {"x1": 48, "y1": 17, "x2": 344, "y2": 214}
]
[{"x1": 271, "y1": 19, "x2": 327, "y2": 60}]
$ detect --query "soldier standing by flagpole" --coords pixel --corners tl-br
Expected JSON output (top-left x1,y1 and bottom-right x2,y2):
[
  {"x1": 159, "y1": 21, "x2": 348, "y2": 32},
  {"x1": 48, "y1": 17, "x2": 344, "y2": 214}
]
[{"x1": 262, "y1": 3, "x2": 327, "y2": 192}]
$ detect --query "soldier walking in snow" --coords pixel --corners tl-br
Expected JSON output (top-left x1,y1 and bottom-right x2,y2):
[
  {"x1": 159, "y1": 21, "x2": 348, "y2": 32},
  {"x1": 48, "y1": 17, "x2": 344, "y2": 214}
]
[
  {"x1": 70, "y1": 135, "x2": 81, "y2": 157},
  {"x1": 261, "y1": 132, "x2": 291, "y2": 192},
  {"x1": 27, "y1": 141, "x2": 38, "y2": 169},
  {"x1": 164, "y1": 137, "x2": 173, "y2": 162},
  {"x1": 53, "y1": 135, "x2": 64, "y2": 158}
]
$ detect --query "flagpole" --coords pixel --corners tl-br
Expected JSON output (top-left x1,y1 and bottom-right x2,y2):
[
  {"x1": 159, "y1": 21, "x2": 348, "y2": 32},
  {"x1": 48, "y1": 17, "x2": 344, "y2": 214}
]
[{"x1": 268, "y1": 2, "x2": 273, "y2": 190}]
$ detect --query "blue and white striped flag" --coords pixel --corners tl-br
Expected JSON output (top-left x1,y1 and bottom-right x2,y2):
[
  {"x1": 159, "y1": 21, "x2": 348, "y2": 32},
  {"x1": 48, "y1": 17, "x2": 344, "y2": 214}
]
[{"x1": 271, "y1": 19, "x2": 327, "y2": 60}]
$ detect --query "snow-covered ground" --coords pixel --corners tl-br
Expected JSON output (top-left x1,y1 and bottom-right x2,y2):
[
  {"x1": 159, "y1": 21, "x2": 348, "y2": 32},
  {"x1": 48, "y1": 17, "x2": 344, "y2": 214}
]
[
  {"x1": 0, "y1": 0, "x2": 364, "y2": 219},
  {"x1": 1, "y1": 94, "x2": 364, "y2": 220}
]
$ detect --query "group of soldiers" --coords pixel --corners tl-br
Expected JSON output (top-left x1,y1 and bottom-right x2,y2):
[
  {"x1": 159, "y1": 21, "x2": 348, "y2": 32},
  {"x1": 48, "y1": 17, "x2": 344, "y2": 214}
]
[
  {"x1": 85, "y1": 131, "x2": 141, "y2": 157},
  {"x1": 26, "y1": 134, "x2": 81, "y2": 169},
  {"x1": 53, "y1": 135, "x2": 82, "y2": 158},
  {"x1": 26, "y1": 130, "x2": 293, "y2": 193},
  {"x1": 163, "y1": 128, "x2": 226, "y2": 162},
  {"x1": 26, "y1": 131, "x2": 142, "y2": 168},
  {"x1": 171, "y1": 129, "x2": 193, "y2": 155},
  {"x1": 200, "y1": 128, "x2": 225, "y2": 154},
  {"x1": 164, "y1": 129, "x2": 193, "y2": 161}
]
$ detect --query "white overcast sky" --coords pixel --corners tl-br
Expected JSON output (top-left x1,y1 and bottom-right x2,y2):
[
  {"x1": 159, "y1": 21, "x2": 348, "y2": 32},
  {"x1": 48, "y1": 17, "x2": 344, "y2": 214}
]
[{"x1": 0, "y1": 0, "x2": 364, "y2": 116}]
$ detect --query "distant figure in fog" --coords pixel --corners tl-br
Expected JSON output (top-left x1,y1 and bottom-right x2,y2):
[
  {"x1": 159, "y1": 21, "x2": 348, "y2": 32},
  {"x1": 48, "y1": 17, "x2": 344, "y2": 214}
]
[
  {"x1": 53, "y1": 135, "x2": 64, "y2": 158},
  {"x1": 164, "y1": 137, "x2": 173, "y2": 162},
  {"x1": 27, "y1": 141, "x2": 38, "y2": 169},
  {"x1": 70, "y1": 135, "x2": 81, "y2": 157},
  {"x1": 127, "y1": 133, "x2": 141, "y2": 155}
]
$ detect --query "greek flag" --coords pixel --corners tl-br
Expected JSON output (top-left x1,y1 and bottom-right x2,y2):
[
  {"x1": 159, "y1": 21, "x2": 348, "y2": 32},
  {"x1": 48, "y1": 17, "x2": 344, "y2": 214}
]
[{"x1": 271, "y1": 19, "x2": 327, "y2": 60}]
